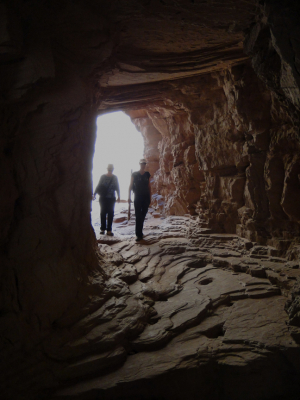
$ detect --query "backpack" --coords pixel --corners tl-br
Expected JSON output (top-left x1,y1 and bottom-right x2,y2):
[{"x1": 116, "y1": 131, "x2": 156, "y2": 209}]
[{"x1": 96, "y1": 177, "x2": 113, "y2": 197}]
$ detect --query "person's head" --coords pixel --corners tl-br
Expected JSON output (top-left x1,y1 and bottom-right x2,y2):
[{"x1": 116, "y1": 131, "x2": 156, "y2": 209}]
[
  {"x1": 107, "y1": 164, "x2": 114, "y2": 175},
  {"x1": 139, "y1": 158, "x2": 147, "y2": 171}
]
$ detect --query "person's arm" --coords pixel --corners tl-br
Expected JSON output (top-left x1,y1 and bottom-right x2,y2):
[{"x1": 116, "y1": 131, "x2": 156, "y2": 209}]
[
  {"x1": 115, "y1": 176, "x2": 120, "y2": 202},
  {"x1": 92, "y1": 184, "x2": 98, "y2": 200},
  {"x1": 93, "y1": 176, "x2": 101, "y2": 200},
  {"x1": 148, "y1": 175, "x2": 151, "y2": 201},
  {"x1": 128, "y1": 175, "x2": 134, "y2": 203},
  {"x1": 93, "y1": 175, "x2": 104, "y2": 200}
]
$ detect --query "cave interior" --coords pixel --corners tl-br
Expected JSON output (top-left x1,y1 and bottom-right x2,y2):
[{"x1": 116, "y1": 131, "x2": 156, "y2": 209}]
[{"x1": 2, "y1": 0, "x2": 300, "y2": 399}]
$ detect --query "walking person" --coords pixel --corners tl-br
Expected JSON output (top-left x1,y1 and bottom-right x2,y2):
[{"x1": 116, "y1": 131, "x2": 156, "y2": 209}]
[
  {"x1": 128, "y1": 159, "x2": 151, "y2": 241},
  {"x1": 93, "y1": 164, "x2": 120, "y2": 236}
]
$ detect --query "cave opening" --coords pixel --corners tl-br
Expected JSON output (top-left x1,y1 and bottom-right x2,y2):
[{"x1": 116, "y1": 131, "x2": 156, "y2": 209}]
[
  {"x1": 92, "y1": 111, "x2": 144, "y2": 201},
  {"x1": 91, "y1": 111, "x2": 144, "y2": 231}
]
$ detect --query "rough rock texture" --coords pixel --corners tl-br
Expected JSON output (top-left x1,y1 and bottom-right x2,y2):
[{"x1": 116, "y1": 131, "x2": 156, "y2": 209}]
[
  {"x1": 128, "y1": 64, "x2": 272, "y2": 223},
  {"x1": 1, "y1": 0, "x2": 300, "y2": 399},
  {"x1": 125, "y1": 1, "x2": 300, "y2": 254},
  {"x1": 2, "y1": 210, "x2": 300, "y2": 399},
  {"x1": 51, "y1": 214, "x2": 300, "y2": 399}
]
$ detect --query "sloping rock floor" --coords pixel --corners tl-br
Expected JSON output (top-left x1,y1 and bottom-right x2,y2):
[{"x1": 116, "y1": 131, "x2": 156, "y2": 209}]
[{"x1": 46, "y1": 207, "x2": 300, "y2": 399}]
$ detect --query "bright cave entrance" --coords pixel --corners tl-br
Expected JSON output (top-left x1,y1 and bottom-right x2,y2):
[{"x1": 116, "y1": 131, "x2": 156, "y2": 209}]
[{"x1": 91, "y1": 111, "x2": 144, "y2": 231}]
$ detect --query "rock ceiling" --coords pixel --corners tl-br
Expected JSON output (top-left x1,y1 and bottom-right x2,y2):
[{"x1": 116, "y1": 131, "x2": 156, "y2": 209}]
[
  {"x1": 97, "y1": 0, "x2": 256, "y2": 88},
  {"x1": 96, "y1": 0, "x2": 258, "y2": 107}
]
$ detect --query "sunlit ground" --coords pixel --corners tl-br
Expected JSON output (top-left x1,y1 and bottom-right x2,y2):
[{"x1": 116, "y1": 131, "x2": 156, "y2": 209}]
[{"x1": 91, "y1": 111, "x2": 144, "y2": 230}]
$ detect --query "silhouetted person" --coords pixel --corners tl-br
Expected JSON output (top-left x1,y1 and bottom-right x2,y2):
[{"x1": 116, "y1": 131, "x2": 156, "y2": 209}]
[
  {"x1": 93, "y1": 164, "x2": 120, "y2": 236},
  {"x1": 128, "y1": 159, "x2": 151, "y2": 241}
]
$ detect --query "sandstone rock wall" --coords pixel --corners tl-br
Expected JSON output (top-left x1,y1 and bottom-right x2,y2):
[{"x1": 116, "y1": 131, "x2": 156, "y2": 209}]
[
  {"x1": 128, "y1": 59, "x2": 300, "y2": 255},
  {"x1": 0, "y1": 0, "x2": 111, "y2": 337},
  {"x1": 126, "y1": 110, "x2": 161, "y2": 178}
]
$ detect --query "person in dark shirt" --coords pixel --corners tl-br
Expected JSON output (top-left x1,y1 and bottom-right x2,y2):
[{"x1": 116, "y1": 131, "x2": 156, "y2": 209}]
[
  {"x1": 128, "y1": 159, "x2": 151, "y2": 241},
  {"x1": 93, "y1": 164, "x2": 120, "y2": 236}
]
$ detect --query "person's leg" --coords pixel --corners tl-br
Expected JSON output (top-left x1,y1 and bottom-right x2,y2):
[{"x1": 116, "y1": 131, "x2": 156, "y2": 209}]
[
  {"x1": 134, "y1": 196, "x2": 143, "y2": 238},
  {"x1": 140, "y1": 196, "x2": 150, "y2": 235},
  {"x1": 107, "y1": 198, "x2": 115, "y2": 233},
  {"x1": 100, "y1": 198, "x2": 107, "y2": 232}
]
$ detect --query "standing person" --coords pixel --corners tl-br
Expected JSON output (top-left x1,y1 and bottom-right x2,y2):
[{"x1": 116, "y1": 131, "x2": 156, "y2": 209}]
[
  {"x1": 93, "y1": 164, "x2": 120, "y2": 236},
  {"x1": 128, "y1": 159, "x2": 151, "y2": 241}
]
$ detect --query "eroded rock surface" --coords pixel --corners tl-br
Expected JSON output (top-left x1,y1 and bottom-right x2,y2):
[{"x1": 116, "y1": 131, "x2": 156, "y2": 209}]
[
  {"x1": 44, "y1": 213, "x2": 300, "y2": 400},
  {"x1": 127, "y1": 61, "x2": 300, "y2": 254}
]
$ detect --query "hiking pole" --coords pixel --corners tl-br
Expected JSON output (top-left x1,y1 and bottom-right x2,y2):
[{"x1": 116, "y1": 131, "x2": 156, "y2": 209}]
[
  {"x1": 128, "y1": 169, "x2": 132, "y2": 221},
  {"x1": 128, "y1": 200, "x2": 131, "y2": 221}
]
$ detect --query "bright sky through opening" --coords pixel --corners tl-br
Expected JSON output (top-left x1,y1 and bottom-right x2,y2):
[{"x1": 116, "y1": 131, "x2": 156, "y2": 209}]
[{"x1": 92, "y1": 111, "x2": 144, "y2": 199}]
